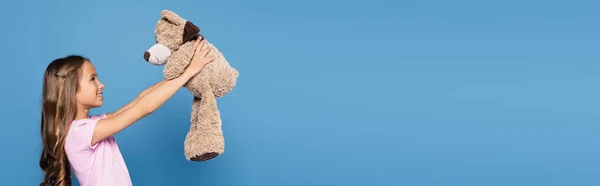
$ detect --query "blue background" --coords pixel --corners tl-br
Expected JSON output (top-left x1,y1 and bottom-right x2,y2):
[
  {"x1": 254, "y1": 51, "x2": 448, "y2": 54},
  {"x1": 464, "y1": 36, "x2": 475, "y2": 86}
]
[{"x1": 1, "y1": 0, "x2": 600, "y2": 185}]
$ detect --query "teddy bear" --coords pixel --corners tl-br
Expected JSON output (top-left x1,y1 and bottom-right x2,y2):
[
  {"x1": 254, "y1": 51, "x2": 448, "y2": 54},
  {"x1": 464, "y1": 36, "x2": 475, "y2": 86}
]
[{"x1": 143, "y1": 9, "x2": 239, "y2": 162}]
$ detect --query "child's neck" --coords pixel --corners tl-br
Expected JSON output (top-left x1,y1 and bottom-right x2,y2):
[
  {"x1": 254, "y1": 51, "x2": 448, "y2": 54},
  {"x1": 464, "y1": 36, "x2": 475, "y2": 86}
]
[{"x1": 75, "y1": 108, "x2": 90, "y2": 120}]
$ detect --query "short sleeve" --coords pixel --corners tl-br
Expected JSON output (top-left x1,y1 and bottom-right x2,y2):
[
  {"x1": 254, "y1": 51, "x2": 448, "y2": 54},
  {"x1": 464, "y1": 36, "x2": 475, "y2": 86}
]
[
  {"x1": 90, "y1": 113, "x2": 107, "y2": 120},
  {"x1": 68, "y1": 114, "x2": 107, "y2": 150}
]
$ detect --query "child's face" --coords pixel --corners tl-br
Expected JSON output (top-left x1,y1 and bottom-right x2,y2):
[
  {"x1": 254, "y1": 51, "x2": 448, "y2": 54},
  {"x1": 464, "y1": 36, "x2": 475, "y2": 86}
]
[{"x1": 76, "y1": 61, "x2": 104, "y2": 109}]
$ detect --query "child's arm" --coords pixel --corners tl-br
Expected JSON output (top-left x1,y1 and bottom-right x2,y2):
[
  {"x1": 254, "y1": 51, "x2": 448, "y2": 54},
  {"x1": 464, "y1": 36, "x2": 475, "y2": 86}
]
[
  {"x1": 93, "y1": 70, "x2": 196, "y2": 145},
  {"x1": 106, "y1": 80, "x2": 166, "y2": 118},
  {"x1": 92, "y1": 39, "x2": 214, "y2": 146}
]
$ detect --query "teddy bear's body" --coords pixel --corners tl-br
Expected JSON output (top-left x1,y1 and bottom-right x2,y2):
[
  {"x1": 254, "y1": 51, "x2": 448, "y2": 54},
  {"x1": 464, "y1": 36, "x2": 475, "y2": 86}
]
[{"x1": 143, "y1": 10, "x2": 239, "y2": 161}]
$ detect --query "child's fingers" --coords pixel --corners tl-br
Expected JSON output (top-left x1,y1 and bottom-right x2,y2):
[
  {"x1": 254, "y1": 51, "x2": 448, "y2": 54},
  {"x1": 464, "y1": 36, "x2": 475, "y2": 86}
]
[
  {"x1": 194, "y1": 38, "x2": 203, "y2": 51},
  {"x1": 196, "y1": 40, "x2": 207, "y2": 53},
  {"x1": 194, "y1": 38, "x2": 205, "y2": 52},
  {"x1": 206, "y1": 55, "x2": 216, "y2": 63},
  {"x1": 199, "y1": 46, "x2": 212, "y2": 57}
]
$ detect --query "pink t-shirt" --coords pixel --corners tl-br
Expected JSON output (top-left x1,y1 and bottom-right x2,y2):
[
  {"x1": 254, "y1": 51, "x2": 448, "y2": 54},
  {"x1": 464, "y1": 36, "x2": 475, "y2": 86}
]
[{"x1": 65, "y1": 113, "x2": 132, "y2": 186}]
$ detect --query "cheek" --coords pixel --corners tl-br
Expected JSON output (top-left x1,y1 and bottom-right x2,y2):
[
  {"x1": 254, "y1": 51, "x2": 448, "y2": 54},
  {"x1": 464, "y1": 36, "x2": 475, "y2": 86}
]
[
  {"x1": 79, "y1": 83, "x2": 97, "y2": 95},
  {"x1": 81, "y1": 82, "x2": 95, "y2": 89}
]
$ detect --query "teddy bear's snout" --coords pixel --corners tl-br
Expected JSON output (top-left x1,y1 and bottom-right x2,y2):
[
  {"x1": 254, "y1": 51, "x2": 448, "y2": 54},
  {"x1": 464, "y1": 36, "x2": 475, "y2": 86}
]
[{"x1": 144, "y1": 43, "x2": 172, "y2": 66}]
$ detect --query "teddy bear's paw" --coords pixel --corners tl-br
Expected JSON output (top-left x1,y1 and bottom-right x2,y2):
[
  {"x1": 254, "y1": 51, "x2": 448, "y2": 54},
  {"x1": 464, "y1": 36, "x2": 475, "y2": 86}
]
[
  {"x1": 183, "y1": 129, "x2": 225, "y2": 162},
  {"x1": 190, "y1": 152, "x2": 219, "y2": 161}
]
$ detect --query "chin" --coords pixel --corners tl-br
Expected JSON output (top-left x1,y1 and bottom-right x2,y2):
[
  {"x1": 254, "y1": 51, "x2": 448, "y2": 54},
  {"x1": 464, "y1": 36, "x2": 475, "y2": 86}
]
[{"x1": 93, "y1": 102, "x2": 104, "y2": 108}]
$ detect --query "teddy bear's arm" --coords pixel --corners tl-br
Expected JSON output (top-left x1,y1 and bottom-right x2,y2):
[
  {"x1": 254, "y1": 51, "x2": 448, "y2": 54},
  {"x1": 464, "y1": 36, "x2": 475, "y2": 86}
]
[{"x1": 163, "y1": 41, "x2": 196, "y2": 80}]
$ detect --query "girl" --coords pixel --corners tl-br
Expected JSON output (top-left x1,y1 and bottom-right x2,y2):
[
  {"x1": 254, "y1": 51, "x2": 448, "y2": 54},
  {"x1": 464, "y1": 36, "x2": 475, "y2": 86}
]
[{"x1": 39, "y1": 39, "x2": 214, "y2": 186}]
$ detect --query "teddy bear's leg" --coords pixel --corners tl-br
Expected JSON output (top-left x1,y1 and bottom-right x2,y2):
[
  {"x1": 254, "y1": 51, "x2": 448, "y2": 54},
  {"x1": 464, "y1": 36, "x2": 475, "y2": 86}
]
[{"x1": 183, "y1": 92, "x2": 224, "y2": 162}]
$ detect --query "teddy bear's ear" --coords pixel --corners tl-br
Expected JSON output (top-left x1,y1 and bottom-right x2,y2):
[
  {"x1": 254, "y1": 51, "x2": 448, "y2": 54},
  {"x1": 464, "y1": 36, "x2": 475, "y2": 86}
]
[
  {"x1": 183, "y1": 21, "x2": 202, "y2": 44},
  {"x1": 161, "y1": 10, "x2": 185, "y2": 26}
]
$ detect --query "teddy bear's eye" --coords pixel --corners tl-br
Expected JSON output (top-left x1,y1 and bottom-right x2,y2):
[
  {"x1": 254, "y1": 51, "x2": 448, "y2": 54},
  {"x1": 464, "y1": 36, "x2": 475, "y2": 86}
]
[{"x1": 162, "y1": 17, "x2": 175, "y2": 25}]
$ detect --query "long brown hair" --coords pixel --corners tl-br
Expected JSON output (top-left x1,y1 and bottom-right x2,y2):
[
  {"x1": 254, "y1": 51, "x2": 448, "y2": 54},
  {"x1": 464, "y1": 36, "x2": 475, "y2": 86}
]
[{"x1": 39, "y1": 55, "x2": 87, "y2": 186}]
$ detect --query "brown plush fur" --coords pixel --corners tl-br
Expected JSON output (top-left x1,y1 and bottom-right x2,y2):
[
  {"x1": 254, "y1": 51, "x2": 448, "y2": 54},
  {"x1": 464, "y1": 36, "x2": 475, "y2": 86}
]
[{"x1": 146, "y1": 10, "x2": 239, "y2": 161}]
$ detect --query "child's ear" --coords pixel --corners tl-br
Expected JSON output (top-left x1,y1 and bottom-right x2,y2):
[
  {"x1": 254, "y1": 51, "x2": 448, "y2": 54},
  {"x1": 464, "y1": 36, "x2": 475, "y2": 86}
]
[{"x1": 161, "y1": 9, "x2": 185, "y2": 26}]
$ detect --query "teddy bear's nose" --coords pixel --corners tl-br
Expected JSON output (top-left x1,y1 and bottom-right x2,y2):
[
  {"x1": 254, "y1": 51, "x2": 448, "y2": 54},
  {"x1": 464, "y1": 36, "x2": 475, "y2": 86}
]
[{"x1": 144, "y1": 51, "x2": 150, "y2": 61}]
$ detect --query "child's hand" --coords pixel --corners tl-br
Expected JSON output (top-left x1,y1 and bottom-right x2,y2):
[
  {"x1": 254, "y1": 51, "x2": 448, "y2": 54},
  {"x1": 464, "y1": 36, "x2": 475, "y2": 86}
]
[{"x1": 186, "y1": 38, "x2": 215, "y2": 75}]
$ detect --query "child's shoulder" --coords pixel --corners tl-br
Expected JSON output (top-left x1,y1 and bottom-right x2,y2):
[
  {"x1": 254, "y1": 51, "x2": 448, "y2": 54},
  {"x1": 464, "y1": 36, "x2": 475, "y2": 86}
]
[
  {"x1": 70, "y1": 113, "x2": 107, "y2": 128},
  {"x1": 66, "y1": 113, "x2": 108, "y2": 151}
]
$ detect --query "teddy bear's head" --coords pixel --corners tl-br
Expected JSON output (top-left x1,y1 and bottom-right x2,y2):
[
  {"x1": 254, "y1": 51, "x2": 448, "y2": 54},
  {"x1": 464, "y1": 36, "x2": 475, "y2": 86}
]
[{"x1": 143, "y1": 10, "x2": 202, "y2": 65}]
